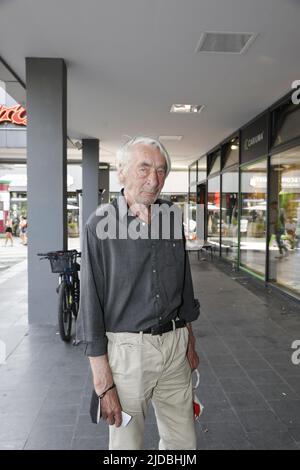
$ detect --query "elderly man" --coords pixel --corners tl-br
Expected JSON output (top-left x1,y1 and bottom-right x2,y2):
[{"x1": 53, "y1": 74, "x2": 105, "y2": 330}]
[{"x1": 76, "y1": 136, "x2": 200, "y2": 450}]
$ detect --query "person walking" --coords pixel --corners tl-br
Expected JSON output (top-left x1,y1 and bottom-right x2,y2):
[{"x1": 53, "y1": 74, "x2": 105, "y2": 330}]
[{"x1": 4, "y1": 218, "x2": 13, "y2": 247}]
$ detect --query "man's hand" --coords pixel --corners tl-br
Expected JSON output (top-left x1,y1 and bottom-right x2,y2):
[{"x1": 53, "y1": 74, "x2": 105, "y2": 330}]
[
  {"x1": 187, "y1": 340, "x2": 200, "y2": 371},
  {"x1": 98, "y1": 387, "x2": 122, "y2": 427},
  {"x1": 89, "y1": 355, "x2": 123, "y2": 427},
  {"x1": 186, "y1": 323, "x2": 200, "y2": 371}
]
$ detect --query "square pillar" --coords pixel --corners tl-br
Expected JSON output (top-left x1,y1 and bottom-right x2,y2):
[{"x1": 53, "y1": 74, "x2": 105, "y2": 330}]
[
  {"x1": 26, "y1": 58, "x2": 67, "y2": 324},
  {"x1": 82, "y1": 139, "x2": 99, "y2": 227}
]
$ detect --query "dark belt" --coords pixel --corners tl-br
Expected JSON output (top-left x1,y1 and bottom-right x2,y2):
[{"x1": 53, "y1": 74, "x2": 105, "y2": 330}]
[{"x1": 141, "y1": 319, "x2": 186, "y2": 336}]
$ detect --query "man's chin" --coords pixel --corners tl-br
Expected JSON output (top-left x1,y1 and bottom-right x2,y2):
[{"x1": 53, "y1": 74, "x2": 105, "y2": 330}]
[{"x1": 139, "y1": 192, "x2": 159, "y2": 206}]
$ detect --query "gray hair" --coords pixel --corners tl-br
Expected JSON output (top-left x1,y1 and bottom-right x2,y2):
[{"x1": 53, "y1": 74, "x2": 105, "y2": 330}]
[{"x1": 116, "y1": 136, "x2": 171, "y2": 177}]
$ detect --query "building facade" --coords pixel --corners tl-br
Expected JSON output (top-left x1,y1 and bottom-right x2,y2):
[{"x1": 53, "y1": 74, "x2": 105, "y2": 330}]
[{"x1": 189, "y1": 91, "x2": 300, "y2": 300}]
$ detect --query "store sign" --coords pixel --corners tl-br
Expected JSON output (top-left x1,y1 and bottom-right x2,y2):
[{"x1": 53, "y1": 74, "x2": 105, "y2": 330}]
[
  {"x1": 282, "y1": 176, "x2": 300, "y2": 188},
  {"x1": 250, "y1": 175, "x2": 300, "y2": 191},
  {"x1": 250, "y1": 176, "x2": 267, "y2": 188},
  {"x1": 244, "y1": 132, "x2": 264, "y2": 151},
  {"x1": 241, "y1": 114, "x2": 268, "y2": 164},
  {"x1": 0, "y1": 104, "x2": 27, "y2": 126}
]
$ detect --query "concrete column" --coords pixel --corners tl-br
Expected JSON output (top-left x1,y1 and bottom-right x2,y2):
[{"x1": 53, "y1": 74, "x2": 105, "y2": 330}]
[
  {"x1": 82, "y1": 139, "x2": 99, "y2": 228},
  {"x1": 99, "y1": 163, "x2": 110, "y2": 204},
  {"x1": 26, "y1": 58, "x2": 67, "y2": 325}
]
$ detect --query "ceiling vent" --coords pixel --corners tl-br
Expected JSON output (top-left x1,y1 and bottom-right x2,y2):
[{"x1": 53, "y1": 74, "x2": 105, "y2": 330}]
[{"x1": 196, "y1": 32, "x2": 257, "y2": 54}]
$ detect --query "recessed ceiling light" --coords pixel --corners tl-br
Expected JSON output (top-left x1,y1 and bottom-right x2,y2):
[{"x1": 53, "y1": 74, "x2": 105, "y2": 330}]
[
  {"x1": 170, "y1": 104, "x2": 205, "y2": 114},
  {"x1": 159, "y1": 135, "x2": 183, "y2": 141},
  {"x1": 196, "y1": 32, "x2": 257, "y2": 54}
]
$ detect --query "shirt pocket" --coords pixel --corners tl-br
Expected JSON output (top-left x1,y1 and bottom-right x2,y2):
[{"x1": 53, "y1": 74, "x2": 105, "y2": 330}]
[{"x1": 163, "y1": 239, "x2": 184, "y2": 267}]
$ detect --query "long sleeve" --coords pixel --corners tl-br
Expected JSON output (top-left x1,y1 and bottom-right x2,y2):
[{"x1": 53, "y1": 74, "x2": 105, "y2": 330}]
[
  {"x1": 179, "y1": 248, "x2": 200, "y2": 323},
  {"x1": 75, "y1": 223, "x2": 108, "y2": 356}
]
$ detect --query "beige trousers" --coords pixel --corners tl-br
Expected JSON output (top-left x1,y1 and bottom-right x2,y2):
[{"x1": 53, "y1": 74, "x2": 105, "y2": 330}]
[{"x1": 106, "y1": 325, "x2": 196, "y2": 450}]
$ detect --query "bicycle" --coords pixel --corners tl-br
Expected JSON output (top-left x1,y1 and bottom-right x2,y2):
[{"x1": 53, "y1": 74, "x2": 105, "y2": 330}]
[{"x1": 37, "y1": 250, "x2": 81, "y2": 342}]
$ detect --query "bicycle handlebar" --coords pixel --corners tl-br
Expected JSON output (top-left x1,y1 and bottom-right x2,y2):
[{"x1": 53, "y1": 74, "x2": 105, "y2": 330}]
[{"x1": 37, "y1": 249, "x2": 81, "y2": 258}]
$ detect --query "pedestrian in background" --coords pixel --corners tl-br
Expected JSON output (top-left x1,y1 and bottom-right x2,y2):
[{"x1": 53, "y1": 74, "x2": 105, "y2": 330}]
[
  {"x1": 4, "y1": 218, "x2": 13, "y2": 247},
  {"x1": 19, "y1": 216, "x2": 28, "y2": 245}
]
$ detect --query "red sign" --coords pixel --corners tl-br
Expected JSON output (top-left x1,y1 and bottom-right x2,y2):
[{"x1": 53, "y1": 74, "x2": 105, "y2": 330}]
[{"x1": 0, "y1": 104, "x2": 27, "y2": 126}]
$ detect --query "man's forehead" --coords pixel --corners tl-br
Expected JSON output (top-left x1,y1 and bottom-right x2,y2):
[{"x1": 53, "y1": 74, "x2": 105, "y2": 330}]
[{"x1": 132, "y1": 144, "x2": 166, "y2": 163}]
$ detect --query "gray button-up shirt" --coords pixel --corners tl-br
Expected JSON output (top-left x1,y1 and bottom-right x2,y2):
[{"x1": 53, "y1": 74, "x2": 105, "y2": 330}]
[{"x1": 76, "y1": 189, "x2": 200, "y2": 356}]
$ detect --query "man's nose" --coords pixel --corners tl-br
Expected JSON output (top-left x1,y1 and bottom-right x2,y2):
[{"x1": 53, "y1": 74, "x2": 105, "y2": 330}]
[{"x1": 147, "y1": 169, "x2": 159, "y2": 187}]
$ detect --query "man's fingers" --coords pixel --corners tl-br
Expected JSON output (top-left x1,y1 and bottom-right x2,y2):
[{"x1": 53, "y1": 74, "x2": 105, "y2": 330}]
[
  {"x1": 187, "y1": 349, "x2": 200, "y2": 371},
  {"x1": 106, "y1": 410, "x2": 115, "y2": 425},
  {"x1": 106, "y1": 409, "x2": 122, "y2": 427},
  {"x1": 114, "y1": 411, "x2": 123, "y2": 428},
  {"x1": 100, "y1": 388, "x2": 122, "y2": 426}
]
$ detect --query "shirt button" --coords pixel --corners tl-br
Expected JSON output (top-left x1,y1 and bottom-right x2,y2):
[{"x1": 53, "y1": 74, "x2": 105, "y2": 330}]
[
  {"x1": 159, "y1": 317, "x2": 162, "y2": 321},
  {"x1": 142, "y1": 222, "x2": 146, "y2": 226},
  {"x1": 156, "y1": 294, "x2": 160, "y2": 298},
  {"x1": 173, "y1": 243, "x2": 176, "y2": 247},
  {"x1": 153, "y1": 269, "x2": 156, "y2": 273}
]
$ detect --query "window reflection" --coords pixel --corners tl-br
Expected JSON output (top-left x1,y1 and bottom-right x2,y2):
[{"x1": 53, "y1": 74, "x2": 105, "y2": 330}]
[
  {"x1": 240, "y1": 160, "x2": 267, "y2": 277},
  {"x1": 269, "y1": 147, "x2": 300, "y2": 294},
  {"x1": 221, "y1": 169, "x2": 239, "y2": 262},
  {"x1": 207, "y1": 176, "x2": 220, "y2": 249}
]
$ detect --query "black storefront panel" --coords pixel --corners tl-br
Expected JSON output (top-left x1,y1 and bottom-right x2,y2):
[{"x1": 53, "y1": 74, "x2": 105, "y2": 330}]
[{"x1": 241, "y1": 113, "x2": 268, "y2": 164}]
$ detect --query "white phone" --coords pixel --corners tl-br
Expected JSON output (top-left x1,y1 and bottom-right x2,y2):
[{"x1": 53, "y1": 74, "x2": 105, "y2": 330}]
[{"x1": 121, "y1": 411, "x2": 132, "y2": 427}]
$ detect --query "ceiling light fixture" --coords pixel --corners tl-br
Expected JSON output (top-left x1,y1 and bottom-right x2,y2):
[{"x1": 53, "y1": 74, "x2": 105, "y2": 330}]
[{"x1": 170, "y1": 104, "x2": 205, "y2": 114}]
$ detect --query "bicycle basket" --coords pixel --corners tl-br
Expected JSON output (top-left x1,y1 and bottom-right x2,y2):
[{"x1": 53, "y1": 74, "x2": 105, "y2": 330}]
[{"x1": 49, "y1": 252, "x2": 76, "y2": 273}]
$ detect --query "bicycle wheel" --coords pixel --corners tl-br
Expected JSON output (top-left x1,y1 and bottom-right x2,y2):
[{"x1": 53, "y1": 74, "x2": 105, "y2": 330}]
[{"x1": 57, "y1": 281, "x2": 72, "y2": 342}]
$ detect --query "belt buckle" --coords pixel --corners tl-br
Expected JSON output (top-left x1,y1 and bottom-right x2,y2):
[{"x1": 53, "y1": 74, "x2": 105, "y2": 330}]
[{"x1": 150, "y1": 326, "x2": 161, "y2": 336}]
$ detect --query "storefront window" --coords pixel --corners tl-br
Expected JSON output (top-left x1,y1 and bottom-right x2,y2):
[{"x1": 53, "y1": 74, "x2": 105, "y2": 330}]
[
  {"x1": 208, "y1": 150, "x2": 221, "y2": 176},
  {"x1": 188, "y1": 162, "x2": 198, "y2": 238},
  {"x1": 221, "y1": 169, "x2": 239, "y2": 262},
  {"x1": 223, "y1": 138, "x2": 239, "y2": 169},
  {"x1": 272, "y1": 102, "x2": 300, "y2": 147},
  {"x1": 189, "y1": 162, "x2": 197, "y2": 189},
  {"x1": 207, "y1": 175, "x2": 220, "y2": 249},
  {"x1": 269, "y1": 147, "x2": 300, "y2": 295},
  {"x1": 197, "y1": 155, "x2": 207, "y2": 182},
  {"x1": 240, "y1": 159, "x2": 267, "y2": 277},
  {"x1": 0, "y1": 165, "x2": 27, "y2": 236},
  {"x1": 67, "y1": 192, "x2": 80, "y2": 238}
]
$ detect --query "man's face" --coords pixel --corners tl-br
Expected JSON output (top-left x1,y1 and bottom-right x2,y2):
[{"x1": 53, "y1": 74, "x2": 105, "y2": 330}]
[{"x1": 122, "y1": 144, "x2": 167, "y2": 206}]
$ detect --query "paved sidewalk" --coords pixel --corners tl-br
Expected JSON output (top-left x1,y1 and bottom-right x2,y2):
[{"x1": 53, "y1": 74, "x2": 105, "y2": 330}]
[
  {"x1": 0, "y1": 237, "x2": 27, "y2": 273},
  {"x1": 0, "y1": 254, "x2": 300, "y2": 450}
]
